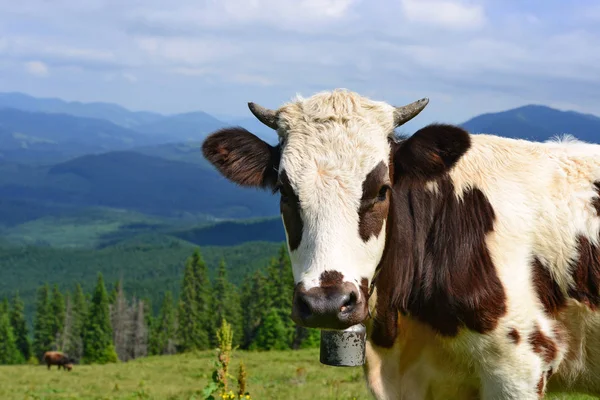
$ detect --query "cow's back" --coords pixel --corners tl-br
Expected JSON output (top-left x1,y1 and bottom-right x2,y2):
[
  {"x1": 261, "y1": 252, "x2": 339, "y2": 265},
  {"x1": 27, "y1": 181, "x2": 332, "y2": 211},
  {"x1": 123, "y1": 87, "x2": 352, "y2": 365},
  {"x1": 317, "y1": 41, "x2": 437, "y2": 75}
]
[{"x1": 450, "y1": 134, "x2": 600, "y2": 395}]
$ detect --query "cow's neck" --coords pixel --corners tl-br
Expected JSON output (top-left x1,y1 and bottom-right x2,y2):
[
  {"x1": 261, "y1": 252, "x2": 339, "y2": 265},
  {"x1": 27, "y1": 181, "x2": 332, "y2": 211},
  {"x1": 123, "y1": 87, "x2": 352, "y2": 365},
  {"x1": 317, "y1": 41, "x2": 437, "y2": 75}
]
[{"x1": 369, "y1": 173, "x2": 506, "y2": 348}]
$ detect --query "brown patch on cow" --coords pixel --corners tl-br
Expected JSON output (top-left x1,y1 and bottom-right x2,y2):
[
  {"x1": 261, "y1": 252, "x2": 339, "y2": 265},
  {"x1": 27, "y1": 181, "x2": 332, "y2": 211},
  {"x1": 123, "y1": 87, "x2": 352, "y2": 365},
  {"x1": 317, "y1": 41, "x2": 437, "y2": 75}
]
[
  {"x1": 567, "y1": 236, "x2": 600, "y2": 309},
  {"x1": 529, "y1": 324, "x2": 558, "y2": 364},
  {"x1": 552, "y1": 324, "x2": 566, "y2": 346},
  {"x1": 370, "y1": 128, "x2": 506, "y2": 346},
  {"x1": 359, "y1": 162, "x2": 391, "y2": 241},
  {"x1": 532, "y1": 257, "x2": 567, "y2": 314},
  {"x1": 593, "y1": 182, "x2": 600, "y2": 216},
  {"x1": 279, "y1": 170, "x2": 303, "y2": 251},
  {"x1": 202, "y1": 127, "x2": 281, "y2": 189},
  {"x1": 508, "y1": 328, "x2": 520, "y2": 344},
  {"x1": 320, "y1": 271, "x2": 344, "y2": 287},
  {"x1": 537, "y1": 376, "x2": 545, "y2": 397}
]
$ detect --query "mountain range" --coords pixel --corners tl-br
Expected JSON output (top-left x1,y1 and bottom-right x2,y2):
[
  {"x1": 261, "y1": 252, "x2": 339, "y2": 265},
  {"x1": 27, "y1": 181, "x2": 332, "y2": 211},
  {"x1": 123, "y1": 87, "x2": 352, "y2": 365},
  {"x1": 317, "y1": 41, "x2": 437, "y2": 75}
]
[
  {"x1": 461, "y1": 104, "x2": 600, "y2": 143},
  {"x1": 0, "y1": 91, "x2": 598, "y2": 249},
  {"x1": 0, "y1": 92, "x2": 278, "y2": 165}
]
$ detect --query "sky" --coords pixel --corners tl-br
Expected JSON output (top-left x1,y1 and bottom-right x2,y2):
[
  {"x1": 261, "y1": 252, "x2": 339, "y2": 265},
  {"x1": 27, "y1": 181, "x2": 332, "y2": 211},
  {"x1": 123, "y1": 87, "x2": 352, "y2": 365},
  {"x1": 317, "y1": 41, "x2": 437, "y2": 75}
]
[{"x1": 1, "y1": 0, "x2": 600, "y2": 129}]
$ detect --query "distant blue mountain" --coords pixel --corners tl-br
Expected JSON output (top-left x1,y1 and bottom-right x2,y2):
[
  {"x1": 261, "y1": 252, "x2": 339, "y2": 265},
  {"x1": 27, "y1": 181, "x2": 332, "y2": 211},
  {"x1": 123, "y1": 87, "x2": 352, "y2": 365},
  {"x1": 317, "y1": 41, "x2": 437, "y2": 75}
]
[
  {"x1": 0, "y1": 151, "x2": 279, "y2": 221},
  {"x1": 461, "y1": 104, "x2": 600, "y2": 143},
  {"x1": 0, "y1": 92, "x2": 163, "y2": 128},
  {"x1": 134, "y1": 111, "x2": 228, "y2": 141},
  {"x1": 0, "y1": 108, "x2": 160, "y2": 164}
]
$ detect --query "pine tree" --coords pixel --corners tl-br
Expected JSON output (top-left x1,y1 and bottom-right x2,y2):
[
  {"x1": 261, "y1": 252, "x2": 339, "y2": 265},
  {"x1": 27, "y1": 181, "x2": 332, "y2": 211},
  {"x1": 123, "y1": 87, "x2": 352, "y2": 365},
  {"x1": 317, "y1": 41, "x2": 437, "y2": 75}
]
[
  {"x1": 66, "y1": 283, "x2": 87, "y2": 362},
  {"x1": 0, "y1": 298, "x2": 8, "y2": 315},
  {"x1": 293, "y1": 326, "x2": 321, "y2": 349},
  {"x1": 57, "y1": 293, "x2": 72, "y2": 352},
  {"x1": 249, "y1": 245, "x2": 295, "y2": 350},
  {"x1": 129, "y1": 299, "x2": 148, "y2": 359},
  {"x1": 211, "y1": 259, "x2": 243, "y2": 347},
  {"x1": 109, "y1": 279, "x2": 121, "y2": 305},
  {"x1": 49, "y1": 285, "x2": 66, "y2": 348},
  {"x1": 0, "y1": 313, "x2": 22, "y2": 364},
  {"x1": 83, "y1": 273, "x2": 118, "y2": 364},
  {"x1": 33, "y1": 284, "x2": 53, "y2": 360},
  {"x1": 110, "y1": 281, "x2": 132, "y2": 361},
  {"x1": 9, "y1": 292, "x2": 32, "y2": 361},
  {"x1": 191, "y1": 249, "x2": 212, "y2": 339},
  {"x1": 240, "y1": 271, "x2": 268, "y2": 349},
  {"x1": 177, "y1": 249, "x2": 210, "y2": 351},
  {"x1": 251, "y1": 309, "x2": 288, "y2": 351},
  {"x1": 150, "y1": 291, "x2": 177, "y2": 355}
]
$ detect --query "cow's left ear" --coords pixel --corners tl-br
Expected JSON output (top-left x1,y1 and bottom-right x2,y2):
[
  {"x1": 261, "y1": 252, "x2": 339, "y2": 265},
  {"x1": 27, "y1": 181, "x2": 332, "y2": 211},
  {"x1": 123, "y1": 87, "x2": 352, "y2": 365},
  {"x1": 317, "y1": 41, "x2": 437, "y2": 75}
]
[
  {"x1": 393, "y1": 124, "x2": 471, "y2": 181},
  {"x1": 202, "y1": 127, "x2": 280, "y2": 189}
]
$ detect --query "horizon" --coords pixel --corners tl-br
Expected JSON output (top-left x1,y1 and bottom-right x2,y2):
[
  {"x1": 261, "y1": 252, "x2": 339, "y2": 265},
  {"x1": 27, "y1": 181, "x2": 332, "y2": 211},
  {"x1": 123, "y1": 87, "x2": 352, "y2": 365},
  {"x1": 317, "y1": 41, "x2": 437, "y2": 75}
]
[
  {"x1": 2, "y1": 0, "x2": 600, "y2": 132},
  {"x1": 1, "y1": 89, "x2": 599, "y2": 128}
]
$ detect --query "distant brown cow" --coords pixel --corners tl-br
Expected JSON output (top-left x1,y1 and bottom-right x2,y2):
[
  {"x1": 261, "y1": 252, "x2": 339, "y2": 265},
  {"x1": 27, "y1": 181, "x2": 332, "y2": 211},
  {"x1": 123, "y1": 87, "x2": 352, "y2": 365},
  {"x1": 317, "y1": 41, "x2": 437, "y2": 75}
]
[{"x1": 42, "y1": 351, "x2": 74, "y2": 371}]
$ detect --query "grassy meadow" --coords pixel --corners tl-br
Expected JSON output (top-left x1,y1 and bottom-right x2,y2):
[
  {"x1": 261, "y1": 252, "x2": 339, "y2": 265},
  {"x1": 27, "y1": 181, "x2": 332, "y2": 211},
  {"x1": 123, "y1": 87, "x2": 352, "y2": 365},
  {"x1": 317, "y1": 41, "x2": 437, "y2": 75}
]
[
  {"x1": 0, "y1": 349, "x2": 596, "y2": 400},
  {"x1": 0, "y1": 349, "x2": 369, "y2": 400}
]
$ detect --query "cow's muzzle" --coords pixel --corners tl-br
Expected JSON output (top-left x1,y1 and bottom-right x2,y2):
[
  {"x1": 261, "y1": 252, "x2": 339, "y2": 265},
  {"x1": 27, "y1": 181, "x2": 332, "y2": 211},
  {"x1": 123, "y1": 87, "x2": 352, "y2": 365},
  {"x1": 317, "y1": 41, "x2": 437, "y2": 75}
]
[{"x1": 291, "y1": 282, "x2": 368, "y2": 330}]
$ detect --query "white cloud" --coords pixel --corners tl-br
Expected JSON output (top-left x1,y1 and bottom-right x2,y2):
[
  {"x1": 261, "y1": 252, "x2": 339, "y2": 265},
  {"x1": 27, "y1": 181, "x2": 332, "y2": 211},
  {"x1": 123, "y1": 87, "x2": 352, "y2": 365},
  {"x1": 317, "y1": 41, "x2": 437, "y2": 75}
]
[
  {"x1": 135, "y1": 37, "x2": 242, "y2": 65},
  {"x1": 127, "y1": 0, "x2": 359, "y2": 33},
  {"x1": 24, "y1": 61, "x2": 49, "y2": 77},
  {"x1": 1, "y1": 0, "x2": 600, "y2": 122},
  {"x1": 104, "y1": 72, "x2": 138, "y2": 82},
  {"x1": 232, "y1": 73, "x2": 275, "y2": 86},
  {"x1": 399, "y1": 0, "x2": 486, "y2": 30},
  {"x1": 121, "y1": 72, "x2": 138, "y2": 82},
  {"x1": 170, "y1": 67, "x2": 214, "y2": 77}
]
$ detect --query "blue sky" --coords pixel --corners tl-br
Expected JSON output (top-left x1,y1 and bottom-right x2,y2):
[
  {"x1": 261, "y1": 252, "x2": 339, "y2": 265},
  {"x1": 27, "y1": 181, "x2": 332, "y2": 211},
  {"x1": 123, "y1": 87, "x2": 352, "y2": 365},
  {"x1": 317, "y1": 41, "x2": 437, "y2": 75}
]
[{"x1": 1, "y1": 0, "x2": 599, "y2": 129}]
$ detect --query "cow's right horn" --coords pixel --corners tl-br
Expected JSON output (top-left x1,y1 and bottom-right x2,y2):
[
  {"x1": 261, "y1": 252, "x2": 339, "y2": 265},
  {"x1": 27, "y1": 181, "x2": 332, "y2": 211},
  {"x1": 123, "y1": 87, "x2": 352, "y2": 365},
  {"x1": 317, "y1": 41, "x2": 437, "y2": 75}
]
[
  {"x1": 394, "y1": 98, "x2": 429, "y2": 127},
  {"x1": 248, "y1": 102, "x2": 278, "y2": 130}
]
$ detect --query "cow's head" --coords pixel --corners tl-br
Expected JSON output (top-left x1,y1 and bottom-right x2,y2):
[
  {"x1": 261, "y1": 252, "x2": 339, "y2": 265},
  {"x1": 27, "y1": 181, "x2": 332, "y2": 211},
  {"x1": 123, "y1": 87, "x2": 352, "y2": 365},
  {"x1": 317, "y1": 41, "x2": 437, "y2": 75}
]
[{"x1": 202, "y1": 89, "x2": 428, "y2": 330}]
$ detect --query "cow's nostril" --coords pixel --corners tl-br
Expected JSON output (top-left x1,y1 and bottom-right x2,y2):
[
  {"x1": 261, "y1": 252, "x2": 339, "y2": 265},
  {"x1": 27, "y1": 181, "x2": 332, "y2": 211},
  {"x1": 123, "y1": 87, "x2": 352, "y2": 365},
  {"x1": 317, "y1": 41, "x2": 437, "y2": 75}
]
[
  {"x1": 297, "y1": 295, "x2": 311, "y2": 317},
  {"x1": 340, "y1": 291, "x2": 357, "y2": 313}
]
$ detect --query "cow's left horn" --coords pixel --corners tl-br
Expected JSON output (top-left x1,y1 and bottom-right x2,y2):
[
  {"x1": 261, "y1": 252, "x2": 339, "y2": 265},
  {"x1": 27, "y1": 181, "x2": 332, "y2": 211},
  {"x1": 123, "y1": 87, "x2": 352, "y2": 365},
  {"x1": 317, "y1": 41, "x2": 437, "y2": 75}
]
[
  {"x1": 394, "y1": 97, "x2": 429, "y2": 127},
  {"x1": 248, "y1": 102, "x2": 278, "y2": 130}
]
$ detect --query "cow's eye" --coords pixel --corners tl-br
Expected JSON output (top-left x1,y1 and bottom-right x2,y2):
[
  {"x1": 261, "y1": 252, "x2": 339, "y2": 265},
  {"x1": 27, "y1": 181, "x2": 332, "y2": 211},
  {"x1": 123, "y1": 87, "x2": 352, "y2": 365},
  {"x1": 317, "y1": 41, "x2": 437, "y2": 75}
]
[
  {"x1": 377, "y1": 185, "x2": 390, "y2": 202},
  {"x1": 281, "y1": 193, "x2": 290, "y2": 204}
]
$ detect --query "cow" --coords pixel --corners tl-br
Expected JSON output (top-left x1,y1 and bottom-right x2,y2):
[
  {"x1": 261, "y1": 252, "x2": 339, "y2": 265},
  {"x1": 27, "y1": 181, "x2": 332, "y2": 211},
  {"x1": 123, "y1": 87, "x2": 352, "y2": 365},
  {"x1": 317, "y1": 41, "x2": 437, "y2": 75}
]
[
  {"x1": 42, "y1": 351, "x2": 75, "y2": 371},
  {"x1": 201, "y1": 89, "x2": 600, "y2": 399}
]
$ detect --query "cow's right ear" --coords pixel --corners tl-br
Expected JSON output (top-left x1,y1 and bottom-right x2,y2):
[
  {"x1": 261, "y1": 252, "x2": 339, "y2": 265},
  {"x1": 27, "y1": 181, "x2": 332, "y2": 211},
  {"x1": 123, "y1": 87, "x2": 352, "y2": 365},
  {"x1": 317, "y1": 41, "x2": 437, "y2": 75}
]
[{"x1": 202, "y1": 127, "x2": 280, "y2": 189}]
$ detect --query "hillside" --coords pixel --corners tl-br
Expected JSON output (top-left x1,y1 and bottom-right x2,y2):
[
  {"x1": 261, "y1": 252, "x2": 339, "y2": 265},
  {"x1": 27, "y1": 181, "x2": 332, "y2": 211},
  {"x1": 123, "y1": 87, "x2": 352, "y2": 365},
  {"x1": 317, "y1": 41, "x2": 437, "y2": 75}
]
[
  {"x1": 128, "y1": 141, "x2": 211, "y2": 167},
  {"x1": 0, "y1": 108, "x2": 159, "y2": 164},
  {"x1": 0, "y1": 237, "x2": 283, "y2": 315},
  {"x1": 461, "y1": 104, "x2": 600, "y2": 143},
  {"x1": 171, "y1": 217, "x2": 285, "y2": 246},
  {"x1": 0, "y1": 92, "x2": 163, "y2": 128},
  {"x1": 1, "y1": 205, "x2": 284, "y2": 249},
  {"x1": 0, "y1": 151, "x2": 279, "y2": 222},
  {"x1": 135, "y1": 111, "x2": 228, "y2": 141}
]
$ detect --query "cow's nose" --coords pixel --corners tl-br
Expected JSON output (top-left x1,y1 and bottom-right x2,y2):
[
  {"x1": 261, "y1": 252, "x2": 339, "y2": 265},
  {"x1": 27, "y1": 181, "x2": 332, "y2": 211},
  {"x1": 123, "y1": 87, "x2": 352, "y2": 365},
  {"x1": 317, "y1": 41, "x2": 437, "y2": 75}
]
[{"x1": 291, "y1": 284, "x2": 362, "y2": 330}]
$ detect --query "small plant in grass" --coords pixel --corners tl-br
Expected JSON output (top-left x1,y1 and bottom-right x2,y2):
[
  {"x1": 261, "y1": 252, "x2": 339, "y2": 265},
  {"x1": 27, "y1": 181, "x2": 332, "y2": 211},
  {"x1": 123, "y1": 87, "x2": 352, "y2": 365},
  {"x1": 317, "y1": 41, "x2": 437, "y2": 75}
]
[{"x1": 202, "y1": 319, "x2": 251, "y2": 400}]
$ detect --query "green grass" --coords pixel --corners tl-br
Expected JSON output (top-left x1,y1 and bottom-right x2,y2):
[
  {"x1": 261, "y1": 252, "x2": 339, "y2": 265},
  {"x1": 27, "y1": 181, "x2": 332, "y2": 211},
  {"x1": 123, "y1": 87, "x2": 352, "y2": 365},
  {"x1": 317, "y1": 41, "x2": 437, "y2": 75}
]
[
  {"x1": 0, "y1": 349, "x2": 369, "y2": 400},
  {"x1": 0, "y1": 349, "x2": 595, "y2": 400}
]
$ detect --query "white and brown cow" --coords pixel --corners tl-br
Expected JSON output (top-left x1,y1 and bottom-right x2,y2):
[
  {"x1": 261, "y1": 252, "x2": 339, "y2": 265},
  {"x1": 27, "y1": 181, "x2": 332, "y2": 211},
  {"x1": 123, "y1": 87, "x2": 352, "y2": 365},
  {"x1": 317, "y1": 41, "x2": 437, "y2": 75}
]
[{"x1": 202, "y1": 89, "x2": 600, "y2": 399}]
